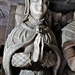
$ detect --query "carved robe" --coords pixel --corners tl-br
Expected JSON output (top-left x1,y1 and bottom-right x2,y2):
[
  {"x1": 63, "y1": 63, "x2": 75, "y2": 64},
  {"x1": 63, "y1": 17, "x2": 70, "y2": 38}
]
[{"x1": 3, "y1": 20, "x2": 60, "y2": 75}]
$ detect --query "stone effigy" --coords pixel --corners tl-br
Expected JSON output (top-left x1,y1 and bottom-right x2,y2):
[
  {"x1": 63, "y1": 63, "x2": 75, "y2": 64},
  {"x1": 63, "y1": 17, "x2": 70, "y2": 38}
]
[
  {"x1": 62, "y1": 20, "x2": 75, "y2": 71},
  {"x1": 3, "y1": 0, "x2": 61, "y2": 75}
]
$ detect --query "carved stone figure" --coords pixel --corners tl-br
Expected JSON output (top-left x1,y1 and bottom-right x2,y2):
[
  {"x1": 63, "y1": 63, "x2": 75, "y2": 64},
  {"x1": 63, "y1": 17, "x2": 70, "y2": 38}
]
[
  {"x1": 62, "y1": 17, "x2": 75, "y2": 72},
  {"x1": 3, "y1": 0, "x2": 61, "y2": 75}
]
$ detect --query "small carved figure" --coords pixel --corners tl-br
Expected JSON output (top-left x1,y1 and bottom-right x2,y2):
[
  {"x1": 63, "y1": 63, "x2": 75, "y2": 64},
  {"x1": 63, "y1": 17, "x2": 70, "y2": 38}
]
[{"x1": 3, "y1": 0, "x2": 61, "y2": 75}]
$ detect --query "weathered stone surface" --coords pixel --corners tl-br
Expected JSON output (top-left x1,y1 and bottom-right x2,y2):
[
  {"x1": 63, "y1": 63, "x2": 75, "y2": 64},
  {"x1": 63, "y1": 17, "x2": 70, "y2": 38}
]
[
  {"x1": 0, "y1": 1, "x2": 9, "y2": 26},
  {"x1": 66, "y1": 12, "x2": 74, "y2": 23},
  {"x1": 8, "y1": 0, "x2": 25, "y2": 4},
  {"x1": 6, "y1": 5, "x2": 16, "y2": 38},
  {"x1": 15, "y1": 5, "x2": 25, "y2": 26},
  {"x1": 19, "y1": 70, "x2": 35, "y2": 75},
  {"x1": 0, "y1": 26, "x2": 6, "y2": 45},
  {"x1": 0, "y1": 19, "x2": 8, "y2": 26},
  {"x1": 64, "y1": 66, "x2": 75, "y2": 75},
  {"x1": 41, "y1": 52, "x2": 57, "y2": 68},
  {"x1": 52, "y1": 11, "x2": 74, "y2": 30},
  {"x1": 0, "y1": 1, "x2": 8, "y2": 6}
]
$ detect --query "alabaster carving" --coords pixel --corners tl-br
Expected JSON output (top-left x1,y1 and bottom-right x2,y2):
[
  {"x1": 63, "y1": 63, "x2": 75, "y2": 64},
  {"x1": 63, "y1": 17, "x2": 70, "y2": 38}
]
[
  {"x1": 15, "y1": 5, "x2": 52, "y2": 27},
  {"x1": 62, "y1": 21, "x2": 75, "y2": 46},
  {"x1": 15, "y1": 5, "x2": 25, "y2": 26},
  {"x1": 62, "y1": 20, "x2": 75, "y2": 71},
  {"x1": 3, "y1": 0, "x2": 61, "y2": 75}
]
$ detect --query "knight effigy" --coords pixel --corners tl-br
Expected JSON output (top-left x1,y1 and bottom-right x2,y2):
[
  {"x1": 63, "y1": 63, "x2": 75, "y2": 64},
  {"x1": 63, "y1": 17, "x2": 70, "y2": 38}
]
[
  {"x1": 2, "y1": 0, "x2": 75, "y2": 75},
  {"x1": 2, "y1": 0, "x2": 61, "y2": 75}
]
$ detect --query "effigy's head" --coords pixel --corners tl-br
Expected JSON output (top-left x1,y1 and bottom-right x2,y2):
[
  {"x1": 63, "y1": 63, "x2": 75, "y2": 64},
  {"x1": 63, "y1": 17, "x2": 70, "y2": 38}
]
[
  {"x1": 30, "y1": 0, "x2": 50, "y2": 19},
  {"x1": 23, "y1": 0, "x2": 50, "y2": 22}
]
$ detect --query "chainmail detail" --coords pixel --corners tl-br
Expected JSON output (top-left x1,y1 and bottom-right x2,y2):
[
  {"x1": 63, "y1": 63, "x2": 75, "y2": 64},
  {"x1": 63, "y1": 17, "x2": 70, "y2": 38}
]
[
  {"x1": 11, "y1": 25, "x2": 51, "y2": 68},
  {"x1": 11, "y1": 53, "x2": 31, "y2": 67}
]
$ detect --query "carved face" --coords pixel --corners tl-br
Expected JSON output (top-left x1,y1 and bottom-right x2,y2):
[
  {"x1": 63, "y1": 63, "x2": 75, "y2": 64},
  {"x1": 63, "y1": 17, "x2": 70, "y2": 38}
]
[{"x1": 30, "y1": 0, "x2": 48, "y2": 20}]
